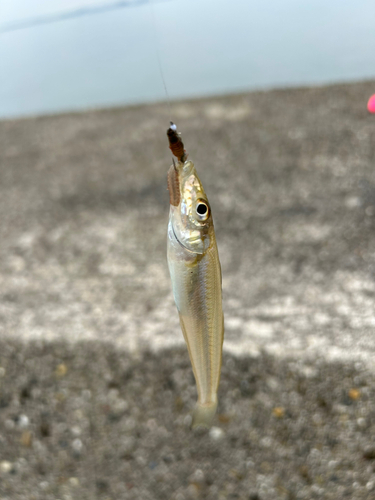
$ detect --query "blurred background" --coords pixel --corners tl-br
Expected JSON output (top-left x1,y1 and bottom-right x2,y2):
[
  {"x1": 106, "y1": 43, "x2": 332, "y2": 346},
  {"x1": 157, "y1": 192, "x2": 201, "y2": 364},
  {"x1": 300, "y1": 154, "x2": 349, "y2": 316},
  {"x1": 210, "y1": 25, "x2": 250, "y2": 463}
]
[
  {"x1": 1, "y1": 0, "x2": 375, "y2": 118},
  {"x1": 1, "y1": 1, "x2": 375, "y2": 499}
]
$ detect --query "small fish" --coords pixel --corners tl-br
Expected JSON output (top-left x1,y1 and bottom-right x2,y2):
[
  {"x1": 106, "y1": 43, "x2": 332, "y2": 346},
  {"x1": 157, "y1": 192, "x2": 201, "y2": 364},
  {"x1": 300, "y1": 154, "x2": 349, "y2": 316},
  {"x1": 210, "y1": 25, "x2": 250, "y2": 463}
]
[{"x1": 166, "y1": 122, "x2": 224, "y2": 428}]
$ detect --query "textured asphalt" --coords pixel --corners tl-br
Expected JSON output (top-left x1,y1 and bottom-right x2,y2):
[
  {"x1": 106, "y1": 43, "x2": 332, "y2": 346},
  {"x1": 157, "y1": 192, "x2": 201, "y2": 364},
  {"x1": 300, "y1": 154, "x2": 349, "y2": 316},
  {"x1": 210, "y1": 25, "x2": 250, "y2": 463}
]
[
  {"x1": 1, "y1": 80, "x2": 375, "y2": 500},
  {"x1": 1, "y1": 80, "x2": 375, "y2": 365}
]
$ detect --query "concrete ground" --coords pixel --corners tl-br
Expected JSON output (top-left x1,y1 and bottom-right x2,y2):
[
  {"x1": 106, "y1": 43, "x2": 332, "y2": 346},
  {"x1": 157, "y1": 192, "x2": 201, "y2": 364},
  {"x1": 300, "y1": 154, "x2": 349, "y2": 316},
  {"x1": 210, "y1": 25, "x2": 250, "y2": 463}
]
[{"x1": 0, "y1": 80, "x2": 375, "y2": 499}]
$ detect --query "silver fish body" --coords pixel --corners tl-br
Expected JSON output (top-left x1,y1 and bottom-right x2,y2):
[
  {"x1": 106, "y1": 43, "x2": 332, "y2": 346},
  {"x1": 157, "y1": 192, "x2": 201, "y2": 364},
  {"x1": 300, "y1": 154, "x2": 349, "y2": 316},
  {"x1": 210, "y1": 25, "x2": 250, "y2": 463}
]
[{"x1": 167, "y1": 159, "x2": 224, "y2": 428}]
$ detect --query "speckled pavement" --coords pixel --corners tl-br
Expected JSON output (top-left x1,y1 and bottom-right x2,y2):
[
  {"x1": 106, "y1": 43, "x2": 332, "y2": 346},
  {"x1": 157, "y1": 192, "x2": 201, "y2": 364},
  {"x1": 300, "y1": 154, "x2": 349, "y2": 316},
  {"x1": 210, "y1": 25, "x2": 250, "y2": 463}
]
[
  {"x1": 2, "y1": 80, "x2": 375, "y2": 500},
  {"x1": 2, "y1": 339, "x2": 375, "y2": 500},
  {"x1": 1, "y1": 80, "x2": 375, "y2": 365}
]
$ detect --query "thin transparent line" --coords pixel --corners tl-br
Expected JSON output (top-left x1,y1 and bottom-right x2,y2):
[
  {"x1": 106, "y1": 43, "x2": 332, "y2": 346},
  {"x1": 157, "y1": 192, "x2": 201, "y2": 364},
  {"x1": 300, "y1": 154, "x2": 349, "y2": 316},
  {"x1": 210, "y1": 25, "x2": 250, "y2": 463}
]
[{"x1": 149, "y1": 0, "x2": 172, "y2": 117}]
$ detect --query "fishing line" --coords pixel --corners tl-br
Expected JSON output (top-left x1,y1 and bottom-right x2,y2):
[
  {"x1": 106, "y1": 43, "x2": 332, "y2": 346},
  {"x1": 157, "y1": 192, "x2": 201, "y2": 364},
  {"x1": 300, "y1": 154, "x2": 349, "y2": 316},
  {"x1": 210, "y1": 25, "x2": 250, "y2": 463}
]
[{"x1": 148, "y1": 0, "x2": 172, "y2": 119}]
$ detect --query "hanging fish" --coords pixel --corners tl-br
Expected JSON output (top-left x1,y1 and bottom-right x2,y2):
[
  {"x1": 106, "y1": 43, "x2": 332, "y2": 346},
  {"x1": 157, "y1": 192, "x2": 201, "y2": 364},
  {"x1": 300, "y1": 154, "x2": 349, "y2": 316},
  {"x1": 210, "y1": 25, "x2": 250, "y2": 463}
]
[{"x1": 166, "y1": 122, "x2": 224, "y2": 428}]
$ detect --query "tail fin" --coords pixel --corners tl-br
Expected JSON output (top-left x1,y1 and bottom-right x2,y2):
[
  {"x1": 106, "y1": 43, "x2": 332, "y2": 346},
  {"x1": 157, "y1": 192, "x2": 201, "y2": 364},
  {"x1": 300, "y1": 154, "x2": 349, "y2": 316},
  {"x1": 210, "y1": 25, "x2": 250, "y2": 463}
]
[{"x1": 192, "y1": 401, "x2": 218, "y2": 429}]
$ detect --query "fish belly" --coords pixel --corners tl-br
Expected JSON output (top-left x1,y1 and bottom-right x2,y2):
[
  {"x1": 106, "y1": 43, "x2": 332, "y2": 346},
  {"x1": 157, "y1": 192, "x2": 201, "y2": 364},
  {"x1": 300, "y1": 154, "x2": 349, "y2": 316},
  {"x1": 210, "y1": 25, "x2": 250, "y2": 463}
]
[{"x1": 168, "y1": 238, "x2": 224, "y2": 426}]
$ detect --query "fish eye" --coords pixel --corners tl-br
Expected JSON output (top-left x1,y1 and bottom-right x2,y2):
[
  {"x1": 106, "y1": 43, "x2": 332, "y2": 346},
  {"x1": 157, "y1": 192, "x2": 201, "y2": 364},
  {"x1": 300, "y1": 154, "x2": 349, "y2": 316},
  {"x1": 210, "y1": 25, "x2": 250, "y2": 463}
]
[
  {"x1": 195, "y1": 201, "x2": 210, "y2": 221},
  {"x1": 196, "y1": 203, "x2": 208, "y2": 215}
]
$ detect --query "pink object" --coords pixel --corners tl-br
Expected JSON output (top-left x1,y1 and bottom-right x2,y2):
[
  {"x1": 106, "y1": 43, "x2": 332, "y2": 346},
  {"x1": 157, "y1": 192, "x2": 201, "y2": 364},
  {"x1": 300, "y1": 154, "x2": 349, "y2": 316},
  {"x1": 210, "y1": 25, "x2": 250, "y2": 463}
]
[{"x1": 368, "y1": 94, "x2": 375, "y2": 113}]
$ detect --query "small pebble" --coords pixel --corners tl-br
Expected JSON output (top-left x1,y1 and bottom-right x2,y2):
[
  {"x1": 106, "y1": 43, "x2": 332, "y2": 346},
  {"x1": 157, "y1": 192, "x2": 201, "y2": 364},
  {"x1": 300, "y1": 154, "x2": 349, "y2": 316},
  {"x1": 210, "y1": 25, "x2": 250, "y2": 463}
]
[
  {"x1": 229, "y1": 468, "x2": 244, "y2": 480},
  {"x1": 209, "y1": 426, "x2": 224, "y2": 441},
  {"x1": 218, "y1": 413, "x2": 231, "y2": 423},
  {"x1": 249, "y1": 492, "x2": 260, "y2": 500},
  {"x1": 189, "y1": 469, "x2": 205, "y2": 485},
  {"x1": 183, "y1": 415, "x2": 192, "y2": 427},
  {"x1": 366, "y1": 481, "x2": 374, "y2": 491},
  {"x1": 266, "y1": 377, "x2": 279, "y2": 390},
  {"x1": 96, "y1": 479, "x2": 109, "y2": 491},
  {"x1": 260, "y1": 437, "x2": 273, "y2": 448},
  {"x1": 55, "y1": 364, "x2": 68, "y2": 377},
  {"x1": 345, "y1": 196, "x2": 361, "y2": 209},
  {"x1": 357, "y1": 418, "x2": 366, "y2": 429},
  {"x1": 72, "y1": 439, "x2": 83, "y2": 453},
  {"x1": 187, "y1": 483, "x2": 199, "y2": 498},
  {"x1": 162, "y1": 454, "x2": 175, "y2": 464},
  {"x1": 18, "y1": 414, "x2": 29, "y2": 428},
  {"x1": 175, "y1": 397, "x2": 184, "y2": 411},
  {"x1": 0, "y1": 461, "x2": 12, "y2": 473},
  {"x1": 112, "y1": 399, "x2": 128, "y2": 415},
  {"x1": 272, "y1": 407, "x2": 285, "y2": 418},
  {"x1": 363, "y1": 446, "x2": 375, "y2": 460},
  {"x1": 20, "y1": 431, "x2": 32, "y2": 447},
  {"x1": 348, "y1": 388, "x2": 360, "y2": 400}
]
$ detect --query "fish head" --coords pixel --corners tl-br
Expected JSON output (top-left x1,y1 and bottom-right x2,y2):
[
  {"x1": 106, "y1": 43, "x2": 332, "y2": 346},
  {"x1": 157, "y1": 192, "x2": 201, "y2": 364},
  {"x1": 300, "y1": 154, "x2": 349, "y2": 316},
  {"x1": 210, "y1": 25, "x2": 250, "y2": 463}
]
[{"x1": 167, "y1": 160, "x2": 213, "y2": 254}]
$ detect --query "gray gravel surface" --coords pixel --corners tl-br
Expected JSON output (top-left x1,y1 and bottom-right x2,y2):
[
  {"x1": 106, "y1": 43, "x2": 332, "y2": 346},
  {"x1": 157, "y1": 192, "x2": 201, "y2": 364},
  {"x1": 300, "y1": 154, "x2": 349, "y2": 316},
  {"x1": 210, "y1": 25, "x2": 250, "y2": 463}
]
[
  {"x1": 0, "y1": 80, "x2": 375, "y2": 361},
  {"x1": 1, "y1": 80, "x2": 375, "y2": 498},
  {"x1": 1, "y1": 339, "x2": 375, "y2": 500}
]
